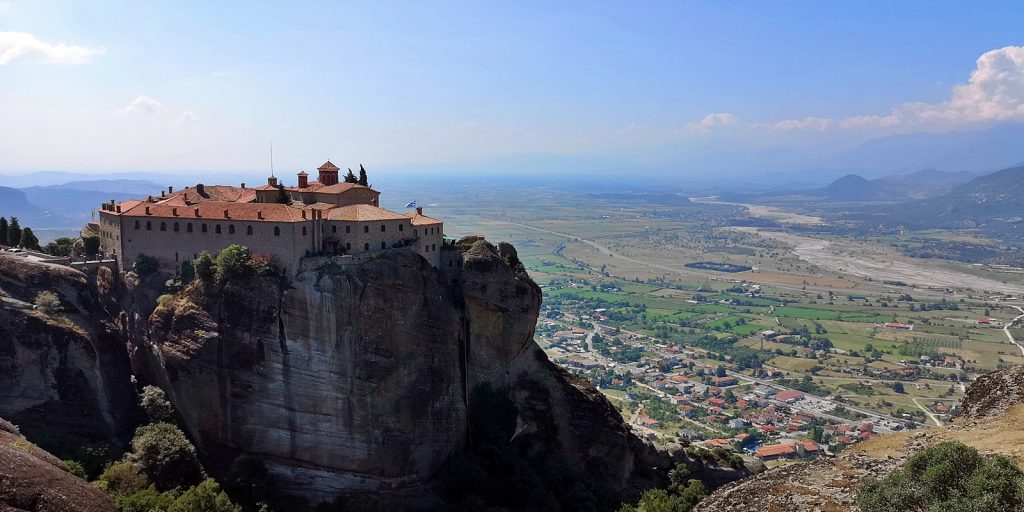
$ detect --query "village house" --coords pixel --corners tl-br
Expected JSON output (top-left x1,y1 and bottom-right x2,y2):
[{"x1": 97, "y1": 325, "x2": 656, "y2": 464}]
[{"x1": 755, "y1": 440, "x2": 820, "y2": 461}]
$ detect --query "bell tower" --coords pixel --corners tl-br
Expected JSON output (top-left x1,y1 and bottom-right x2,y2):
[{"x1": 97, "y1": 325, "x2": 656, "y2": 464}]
[{"x1": 318, "y1": 160, "x2": 340, "y2": 186}]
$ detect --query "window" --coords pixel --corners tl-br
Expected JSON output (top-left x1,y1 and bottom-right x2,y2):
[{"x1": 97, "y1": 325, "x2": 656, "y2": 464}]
[
  {"x1": 247, "y1": 226, "x2": 253, "y2": 235},
  {"x1": 381, "y1": 241, "x2": 386, "y2": 249},
  {"x1": 332, "y1": 226, "x2": 337, "y2": 233},
  {"x1": 228, "y1": 225, "x2": 235, "y2": 234},
  {"x1": 160, "y1": 222, "x2": 166, "y2": 231},
  {"x1": 202, "y1": 223, "x2": 208, "y2": 233},
  {"x1": 346, "y1": 226, "x2": 351, "y2": 233},
  {"x1": 173, "y1": 222, "x2": 179, "y2": 232},
  {"x1": 364, "y1": 242, "x2": 369, "y2": 251},
  {"x1": 302, "y1": 226, "x2": 307, "y2": 236},
  {"x1": 187, "y1": 223, "x2": 193, "y2": 233},
  {"x1": 364, "y1": 225, "x2": 369, "y2": 233},
  {"x1": 432, "y1": 244, "x2": 436, "y2": 251},
  {"x1": 274, "y1": 226, "x2": 280, "y2": 236},
  {"x1": 414, "y1": 229, "x2": 417, "y2": 236},
  {"x1": 175, "y1": 252, "x2": 179, "y2": 262},
  {"x1": 146, "y1": 221, "x2": 152, "y2": 231},
  {"x1": 381, "y1": 224, "x2": 386, "y2": 232},
  {"x1": 399, "y1": 224, "x2": 403, "y2": 232},
  {"x1": 134, "y1": 220, "x2": 140, "y2": 230},
  {"x1": 346, "y1": 242, "x2": 351, "y2": 250},
  {"x1": 215, "y1": 225, "x2": 222, "y2": 234}
]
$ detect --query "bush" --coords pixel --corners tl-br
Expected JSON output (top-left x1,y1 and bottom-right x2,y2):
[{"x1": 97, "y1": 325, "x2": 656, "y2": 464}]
[
  {"x1": 115, "y1": 487, "x2": 175, "y2": 512},
  {"x1": 140, "y1": 385, "x2": 175, "y2": 423},
  {"x1": 63, "y1": 459, "x2": 88, "y2": 480},
  {"x1": 180, "y1": 260, "x2": 196, "y2": 285},
  {"x1": 43, "y1": 237, "x2": 76, "y2": 257},
  {"x1": 194, "y1": 252, "x2": 216, "y2": 284},
  {"x1": 33, "y1": 291, "x2": 62, "y2": 315},
  {"x1": 215, "y1": 244, "x2": 250, "y2": 282},
  {"x1": 168, "y1": 479, "x2": 241, "y2": 512},
  {"x1": 135, "y1": 254, "x2": 160, "y2": 276},
  {"x1": 97, "y1": 460, "x2": 150, "y2": 496},
  {"x1": 857, "y1": 441, "x2": 1024, "y2": 512},
  {"x1": 128, "y1": 422, "x2": 204, "y2": 491}
]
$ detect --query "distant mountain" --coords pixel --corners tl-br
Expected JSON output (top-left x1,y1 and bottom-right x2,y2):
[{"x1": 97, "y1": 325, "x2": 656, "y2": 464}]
[
  {"x1": 0, "y1": 187, "x2": 63, "y2": 226},
  {"x1": 46, "y1": 179, "x2": 165, "y2": 196},
  {"x1": 19, "y1": 186, "x2": 140, "y2": 227},
  {"x1": 797, "y1": 168, "x2": 976, "y2": 202}
]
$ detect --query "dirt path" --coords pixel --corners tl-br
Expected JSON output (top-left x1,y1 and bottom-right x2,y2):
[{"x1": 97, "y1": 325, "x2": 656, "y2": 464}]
[
  {"x1": 912, "y1": 397, "x2": 943, "y2": 427},
  {"x1": 1002, "y1": 305, "x2": 1024, "y2": 356}
]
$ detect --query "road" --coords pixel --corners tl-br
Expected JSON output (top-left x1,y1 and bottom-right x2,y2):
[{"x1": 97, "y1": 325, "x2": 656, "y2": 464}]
[
  {"x1": 1002, "y1": 305, "x2": 1024, "y2": 356},
  {"x1": 913, "y1": 397, "x2": 943, "y2": 427}
]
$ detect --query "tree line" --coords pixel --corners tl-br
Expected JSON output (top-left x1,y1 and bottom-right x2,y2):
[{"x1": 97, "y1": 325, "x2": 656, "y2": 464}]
[{"x1": 0, "y1": 216, "x2": 40, "y2": 250}]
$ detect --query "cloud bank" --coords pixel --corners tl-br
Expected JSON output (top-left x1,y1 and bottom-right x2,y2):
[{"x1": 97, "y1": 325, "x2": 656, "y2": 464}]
[{"x1": 0, "y1": 31, "x2": 104, "y2": 65}]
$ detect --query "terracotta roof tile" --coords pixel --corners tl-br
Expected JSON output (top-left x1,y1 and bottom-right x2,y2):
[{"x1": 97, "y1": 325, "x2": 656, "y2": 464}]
[
  {"x1": 326, "y1": 204, "x2": 408, "y2": 222},
  {"x1": 156, "y1": 185, "x2": 256, "y2": 204},
  {"x1": 405, "y1": 212, "x2": 443, "y2": 226},
  {"x1": 318, "y1": 160, "x2": 340, "y2": 171},
  {"x1": 119, "y1": 201, "x2": 308, "y2": 222}
]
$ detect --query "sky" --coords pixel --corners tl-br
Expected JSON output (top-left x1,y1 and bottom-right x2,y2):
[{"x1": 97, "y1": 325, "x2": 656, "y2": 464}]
[{"x1": 1, "y1": 1, "x2": 1023, "y2": 177}]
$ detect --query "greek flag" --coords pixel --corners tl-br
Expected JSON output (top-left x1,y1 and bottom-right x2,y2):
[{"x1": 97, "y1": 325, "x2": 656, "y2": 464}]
[{"x1": 405, "y1": 200, "x2": 417, "y2": 208}]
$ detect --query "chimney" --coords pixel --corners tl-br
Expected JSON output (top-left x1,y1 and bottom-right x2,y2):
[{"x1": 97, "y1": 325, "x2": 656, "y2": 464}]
[
  {"x1": 224, "y1": 209, "x2": 230, "y2": 219},
  {"x1": 160, "y1": 190, "x2": 165, "y2": 197},
  {"x1": 145, "y1": 206, "x2": 151, "y2": 215},
  {"x1": 416, "y1": 207, "x2": 423, "y2": 215},
  {"x1": 172, "y1": 207, "x2": 179, "y2": 216},
  {"x1": 301, "y1": 210, "x2": 306, "y2": 219},
  {"x1": 168, "y1": 186, "x2": 173, "y2": 194},
  {"x1": 194, "y1": 207, "x2": 200, "y2": 217},
  {"x1": 196, "y1": 183, "x2": 205, "y2": 195},
  {"x1": 257, "y1": 210, "x2": 264, "y2": 220},
  {"x1": 268, "y1": 176, "x2": 278, "y2": 187},
  {"x1": 148, "y1": 195, "x2": 153, "y2": 202},
  {"x1": 116, "y1": 205, "x2": 122, "y2": 213},
  {"x1": 241, "y1": 182, "x2": 246, "y2": 189},
  {"x1": 183, "y1": 192, "x2": 188, "y2": 202}
]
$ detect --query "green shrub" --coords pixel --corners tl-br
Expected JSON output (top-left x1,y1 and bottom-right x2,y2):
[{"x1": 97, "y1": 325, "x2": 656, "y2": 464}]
[
  {"x1": 857, "y1": 441, "x2": 1024, "y2": 512},
  {"x1": 115, "y1": 487, "x2": 175, "y2": 512},
  {"x1": 134, "y1": 254, "x2": 160, "y2": 276},
  {"x1": 33, "y1": 291, "x2": 62, "y2": 315},
  {"x1": 97, "y1": 460, "x2": 150, "y2": 496},
  {"x1": 140, "y1": 385, "x2": 175, "y2": 423},
  {"x1": 215, "y1": 244, "x2": 250, "y2": 282},
  {"x1": 63, "y1": 459, "x2": 88, "y2": 480},
  {"x1": 168, "y1": 479, "x2": 241, "y2": 512},
  {"x1": 180, "y1": 260, "x2": 196, "y2": 285},
  {"x1": 128, "y1": 422, "x2": 204, "y2": 491},
  {"x1": 194, "y1": 252, "x2": 216, "y2": 284}
]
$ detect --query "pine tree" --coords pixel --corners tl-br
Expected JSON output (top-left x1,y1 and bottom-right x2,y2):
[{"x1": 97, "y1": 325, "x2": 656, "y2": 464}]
[
  {"x1": 344, "y1": 168, "x2": 358, "y2": 183},
  {"x1": 8, "y1": 217, "x2": 21, "y2": 247},
  {"x1": 0, "y1": 217, "x2": 7, "y2": 247},
  {"x1": 275, "y1": 184, "x2": 290, "y2": 204},
  {"x1": 357, "y1": 164, "x2": 368, "y2": 186},
  {"x1": 20, "y1": 228, "x2": 40, "y2": 250}
]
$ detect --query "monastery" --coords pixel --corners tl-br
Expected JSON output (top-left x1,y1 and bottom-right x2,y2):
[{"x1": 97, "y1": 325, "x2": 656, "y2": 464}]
[{"x1": 96, "y1": 161, "x2": 444, "y2": 273}]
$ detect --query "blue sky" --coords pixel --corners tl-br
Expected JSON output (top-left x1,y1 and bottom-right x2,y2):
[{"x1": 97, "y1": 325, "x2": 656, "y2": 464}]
[{"x1": 1, "y1": 1, "x2": 1023, "y2": 175}]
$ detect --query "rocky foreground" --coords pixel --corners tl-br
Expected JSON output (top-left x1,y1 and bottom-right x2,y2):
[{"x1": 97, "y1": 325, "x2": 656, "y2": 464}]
[{"x1": 695, "y1": 364, "x2": 1024, "y2": 512}]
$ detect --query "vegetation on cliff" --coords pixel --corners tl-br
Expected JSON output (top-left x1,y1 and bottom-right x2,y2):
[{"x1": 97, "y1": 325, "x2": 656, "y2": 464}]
[{"x1": 857, "y1": 441, "x2": 1024, "y2": 512}]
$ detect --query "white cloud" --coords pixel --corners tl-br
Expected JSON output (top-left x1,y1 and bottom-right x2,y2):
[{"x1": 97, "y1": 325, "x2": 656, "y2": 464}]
[
  {"x1": 0, "y1": 31, "x2": 104, "y2": 65},
  {"x1": 177, "y1": 110, "x2": 201, "y2": 123},
  {"x1": 686, "y1": 45, "x2": 1024, "y2": 136},
  {"x1": 116, "y1": 95, "x2": 165, "y2": 116}
]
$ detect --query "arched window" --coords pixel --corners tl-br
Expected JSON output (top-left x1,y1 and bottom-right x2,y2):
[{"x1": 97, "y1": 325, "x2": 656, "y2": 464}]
[
  {"x1": 381, "y1": 241, "x2": 386, "y2": 249},
  {"x1": 134, "y1": 220, "x2": 140, "y2": 230},
  {"x1": 380, "y1": 224, "x2": 386, "y2": 232},
  {"x1": 202, "y1": 223, "x2": 208, "y2": 233},
  {"x1": 346, "y1": 226, "x2": 351, "y2": 233},
  {"x1": 302, "y1": 226, "x2": 307, "y2": 235},
  {"x1": 399, "y1": 224, "x2": 403, "y2": 232},
  {"x1": 187, "y1": 223, "x2": 193, "y2": 233},
  {"x1": 146, "y1": 221, "x2": 152, "y2": 231},
  {"x1": 228, "y1": 225, "x2": 235, "y2": 234},
  {"x1": 363, "y1": 225, "x2": 369, "y2": 233},
  {"x1": 247, "y1": 226, "x2": 253, "y2": 235},
  {"x1": 274, "y1": 226, "x2": 280, "y2": 236},
  {"x1": 160, "y1": 222, "x2": 166, "y2": 231},
  {"x1": 332, "y1": 226, "x2": 337, "y2": 233},
  {"x1": 364, "y1": 242, "x2": 369, "y2": 251},
  {"x1": 173, "y1": 222, "x2": 179, "y2": 232},
  {"x1": 215, "y1": 225, "x2": 222, "y2": 234}
]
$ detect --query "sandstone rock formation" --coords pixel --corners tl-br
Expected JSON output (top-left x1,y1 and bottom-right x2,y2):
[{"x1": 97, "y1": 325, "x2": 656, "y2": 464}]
[
  {"x1": 0, "y1": 417, "x2": 116, "y2": 512},
  {"x1": 0, "y1": 256, "x2": 137, "y2": 452},
  {"x1": 126, "y1": 241, "x2": 733, "y2": 507}
]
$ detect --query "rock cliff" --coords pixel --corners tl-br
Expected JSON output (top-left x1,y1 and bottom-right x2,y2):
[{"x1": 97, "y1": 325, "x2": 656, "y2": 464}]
[
  {"x1": 0, "y1": 256, "x2": 137, "y2": 455},
  {"x1": 126, "y1": 241, "x2": 725, "y2": 508}
]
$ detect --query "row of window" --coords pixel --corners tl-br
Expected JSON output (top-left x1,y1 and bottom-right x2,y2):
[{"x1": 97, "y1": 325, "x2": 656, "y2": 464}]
[{"x1": 133, "y1": 220, "x2": 437, "y2": 237}]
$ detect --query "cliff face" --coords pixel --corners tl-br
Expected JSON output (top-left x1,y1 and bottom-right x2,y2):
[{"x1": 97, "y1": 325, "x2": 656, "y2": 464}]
[
  {"x1": 129, "y1": 242, "x2": 680, "y2": 506},
  {"x1": 0, "y1": 256, "x2": 136, "y2": 452}
]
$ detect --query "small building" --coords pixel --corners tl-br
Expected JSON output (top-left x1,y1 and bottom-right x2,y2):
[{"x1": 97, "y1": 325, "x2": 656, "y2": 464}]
[
  {"x1": 775, "y1": 390, "x2": 805, "y2": 402},
  {"x1": 755, "y1": 441, "x2": 820, "y2": 461}
]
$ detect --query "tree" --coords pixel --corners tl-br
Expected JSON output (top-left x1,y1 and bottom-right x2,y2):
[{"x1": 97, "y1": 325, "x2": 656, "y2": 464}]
[
  {"x1": 97, "y1": 460, "x2": 150, "y2": 496},
  {"x1": 134, "y1": 254, "x2": 160, "y2": 276},
  {"x1": 140, "y1": 385, "x2": 175, "y2": 423},
  {"x1": 82, "y1": 234, "x2": 100, "y2": 257},
  {"x1": 8, "y1": 217, "x2": 21, "y2": 247},
  {"x1": 168, "y1": 479, "x2": 241, "y2": 512},
  {"x1": 0, "y1": 217, "x2": 7, "y2": 246},
  {"x1": 20, "y1": 228, "x2": 40, "y2": 250},
  {"x1": 344, "y1": 168, "x2": 358, "y2": 183},
  {"x1": 43, "y1": 237, "x2": 76, "y2": 257},
  {"x1": 891, "y1": 382, "x2": 906, "y2": 394},
  {"x1": 215, "y1": 244, "x2": 250, "y2": 282},
  {"x1": 274, "y1": 184, "x2": 290, "y2": 204},
  {"x1": 194, "y1": 252, "x2": 216, "y2": 284},
  {"x1": 115, "y1": 487, "x2": 175, "y2": 512},
  {"x1": 358, "y1": 164, "x2": 368, "y2": 186},
  {"x1": 180, "y1": 260, "x2": 196, "y2": 285},
  {"x1": 33, "y1": 291, "x2": 62, "y2": 315},
  {"x1": 128, "y1": 422, "x2": 205, "y2": 491}
]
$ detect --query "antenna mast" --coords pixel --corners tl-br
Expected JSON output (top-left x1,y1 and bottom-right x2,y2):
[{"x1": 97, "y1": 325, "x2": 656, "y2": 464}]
[{"x1": 270, "y1": 143, "x2": 275, "y2": 177}]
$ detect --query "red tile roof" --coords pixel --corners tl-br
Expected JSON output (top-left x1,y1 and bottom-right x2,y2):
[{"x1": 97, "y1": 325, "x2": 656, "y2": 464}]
[
  {"x1": 326, "y1": 204, "x2": 408, "y2": 221},
  {"x1": 156, "y1": 185, "x2": 256, "y2": 204},
  {"x1": 318, "y1": 160, "x2": 340, "y2": 171},
  {"x1": 406, "y1": 211, "x2": 443, "y2": 226},
  {"x1": 119, "y1": 201, "x2": 308, "y2": 222}
]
